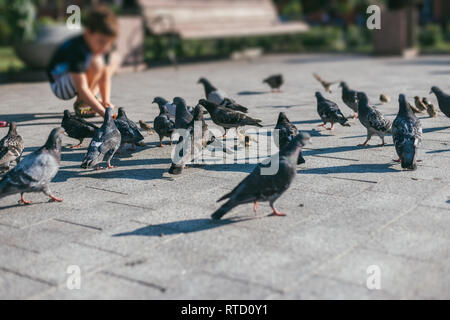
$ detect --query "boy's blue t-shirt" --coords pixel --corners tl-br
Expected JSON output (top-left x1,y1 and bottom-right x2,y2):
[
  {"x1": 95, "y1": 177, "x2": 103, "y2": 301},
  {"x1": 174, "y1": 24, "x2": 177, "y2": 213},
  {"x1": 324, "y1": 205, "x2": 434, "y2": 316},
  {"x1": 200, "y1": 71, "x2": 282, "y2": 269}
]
[{"x1": 46, "y1": 34, "x2": 110, "y2": 83}]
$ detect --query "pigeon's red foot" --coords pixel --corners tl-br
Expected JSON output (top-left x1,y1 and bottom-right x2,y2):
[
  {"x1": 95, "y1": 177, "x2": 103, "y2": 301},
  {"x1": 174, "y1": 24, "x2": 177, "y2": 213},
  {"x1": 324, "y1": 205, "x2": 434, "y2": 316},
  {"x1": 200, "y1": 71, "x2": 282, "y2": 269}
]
[
  {"x1": 377, "y1": 143, "x2": 385, "y2": 147},
  {"x1": 48, "y1": 195, "x2": 63, "y2": 202},
  {"x1": 271, "y1": 208, "x2": 286, "y2": 217},
  {"x1": 95, "y1": 166, "x2": 105, "y2": 170},
  {"x1": 353, "y1": 113, "x2": 358, "y2": 119},
  {"x1": 317, "y1": 124, "x2": 325, "y2": 127},
  {"x1": 253, "y1": 201, "x2": 258, "y2": 214},
  {"x1": 19, "y1": 194, "x2": 32, "y2": 205},
  {"x1": 107, "y1": 164, "x2": 116, "y2": 169},
  {"x1": 393, "y1": 158, "x2": 401, "y2": 163},
  {"x1": 70, "y1": 144, "x2": 82, "y2": 149},
  {"x1": 358, "y1": 140, "x2": 369, "y2": 147}
]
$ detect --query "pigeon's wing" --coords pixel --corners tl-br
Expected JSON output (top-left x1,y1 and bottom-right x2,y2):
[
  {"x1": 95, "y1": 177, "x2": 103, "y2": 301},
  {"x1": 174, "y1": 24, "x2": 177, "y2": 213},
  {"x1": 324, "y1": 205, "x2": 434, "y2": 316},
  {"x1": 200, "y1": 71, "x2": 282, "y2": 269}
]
[
  {"x1": 368, "y1": 108, "x2": 392, "y2": 132},
  {"x1": 208, "y1": 90, "x2": 227, "y2": 105},
  {"x1": 99, "y1": 128, "x2": 121, "y2": 154},
  {"x1": 214, "y1": 108, "x2": 261, "y2": 127}
]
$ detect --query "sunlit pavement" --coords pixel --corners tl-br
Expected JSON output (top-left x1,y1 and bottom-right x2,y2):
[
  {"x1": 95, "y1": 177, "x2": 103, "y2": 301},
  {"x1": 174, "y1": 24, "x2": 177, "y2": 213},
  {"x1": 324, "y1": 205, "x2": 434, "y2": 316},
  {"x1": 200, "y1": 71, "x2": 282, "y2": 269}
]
[{"x1": 0, "y1": 54, "x2": 449, "y2": 299}]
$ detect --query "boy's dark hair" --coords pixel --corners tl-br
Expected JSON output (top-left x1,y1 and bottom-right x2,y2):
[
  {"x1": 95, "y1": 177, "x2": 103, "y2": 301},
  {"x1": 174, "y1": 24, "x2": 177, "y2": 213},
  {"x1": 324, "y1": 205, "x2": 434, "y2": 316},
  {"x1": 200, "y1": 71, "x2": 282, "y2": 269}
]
[{"x1": 84, "y1": 5, "x2": 119, "y2": 38}]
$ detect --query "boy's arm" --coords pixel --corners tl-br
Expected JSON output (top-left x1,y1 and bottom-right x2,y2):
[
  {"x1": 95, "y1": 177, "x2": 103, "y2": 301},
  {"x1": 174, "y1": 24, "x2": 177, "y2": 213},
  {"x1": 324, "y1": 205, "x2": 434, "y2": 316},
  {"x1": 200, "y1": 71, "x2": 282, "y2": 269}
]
[
  {"x1": 99, "y1": 64, "x2": 113, "y2": 108},
  {"x1": 71, "y1": 72, "x2": 106, "y2": 117}
]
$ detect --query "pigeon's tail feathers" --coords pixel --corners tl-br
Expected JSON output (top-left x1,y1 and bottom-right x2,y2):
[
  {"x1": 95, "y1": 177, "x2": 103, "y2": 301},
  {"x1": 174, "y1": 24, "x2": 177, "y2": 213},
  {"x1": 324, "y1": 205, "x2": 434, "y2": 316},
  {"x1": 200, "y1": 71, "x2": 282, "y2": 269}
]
[
  {"x1": 338, "y1": 117, "x2": 350, "y2": 127},
  {"x1": 232, "y1": 105, "x2": 248, "y2": 113}
]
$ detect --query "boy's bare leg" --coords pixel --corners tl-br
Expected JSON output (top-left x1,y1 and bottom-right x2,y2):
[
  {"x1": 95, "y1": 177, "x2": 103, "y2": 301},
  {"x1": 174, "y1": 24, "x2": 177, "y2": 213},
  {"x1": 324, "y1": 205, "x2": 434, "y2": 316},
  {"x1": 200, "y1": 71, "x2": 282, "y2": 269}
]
[{"x1": 74, "y1": 55, "x2": 105, "y2": 115}]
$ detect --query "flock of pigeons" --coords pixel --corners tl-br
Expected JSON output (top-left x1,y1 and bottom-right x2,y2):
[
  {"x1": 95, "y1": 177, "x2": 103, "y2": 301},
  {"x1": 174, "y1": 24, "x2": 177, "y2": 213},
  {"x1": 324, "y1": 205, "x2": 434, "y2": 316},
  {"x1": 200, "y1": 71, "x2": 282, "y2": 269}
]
[{"x1": 0, "y1": 74, "x2": 449, "y2": 220}]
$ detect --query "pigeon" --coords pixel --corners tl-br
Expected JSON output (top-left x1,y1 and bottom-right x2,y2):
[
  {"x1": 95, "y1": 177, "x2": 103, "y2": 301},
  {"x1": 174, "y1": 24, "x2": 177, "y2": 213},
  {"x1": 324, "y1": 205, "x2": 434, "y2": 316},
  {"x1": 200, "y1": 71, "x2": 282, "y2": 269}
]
[
  {"x1": 173, "y1": 97, "x2": 194, "y2": 129},
  {"x1": 274, "y1": 112, "x2": 305, "y2": 165},
  {"x1": 211, "y1": 132, "x2": 311, "y2": 220},
  {"x1": 169, "y1": 105, "x2": 213, "y2": 175},
  {"x1": 356, "y1": 92, "x2": 392, "y2": 146},
  {"x1": 313, "y1": 73, "x2": 338, "y2": 93},
  {"x1": 430, "y1": 86, "x2": 450, "y2": 118},
  {"x1": 138, "y1": 120, "x2": 155, "y2": 134},
  {"x1": 0, "y1": 122, "x2": 24, "y2": 173},
  {"x1": 114, "y1": 107, "x2": 144, "y2": 151},
  {"x1": 153, "y1": 96, "x2": 177, "y2": 120},
  {"x1": 422, "y1": 97, "x2": 438, "y2": 118},
  {"x1": 315, "y1": 92, "x2": 350, "y2": 130},
  {"x1": 263, "y1": 74, "x2": 284, "y2": 92},
  {"x1": 414, "y1": 96, "x2": 427, "y2": 113},
  {"x1": 198, "y1": 99, "x2": 262, "y2": 137},
  {"x1": 198, "y1": 77, "x2": 248, "y2": 113},
  {"x1": 0, "y1": 127, "x2": 64, "y2": 205},
  {"x1": 340, "y1": 81, "x2": 359, "y2": 118},
  {"x1": 153, "y1": 104, "x2": 175, "y2": 147},
  {"x1": 408, "y1": 101, "x2": 421, "y2": 114},
  {"x1": 392, "y1": 94, "x2": 423, "y2": 170},
  {"x1": 380, "y1": 94, "x2": 391, "y2": 104},
  {"x1": 81, "y1": 107, "x2": 121, "y2": 169},
  {"x1": 61, "y1": 110, "x2": 98, "y2": 148}
]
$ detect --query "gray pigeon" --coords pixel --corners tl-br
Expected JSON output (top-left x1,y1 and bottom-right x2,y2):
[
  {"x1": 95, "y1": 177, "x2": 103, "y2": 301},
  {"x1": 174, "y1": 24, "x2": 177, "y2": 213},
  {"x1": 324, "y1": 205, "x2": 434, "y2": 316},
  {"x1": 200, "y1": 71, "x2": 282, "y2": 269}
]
[
  {"x1": 315, "y1": 92, "x2": 350, "y2": 130},
  {"x1": 356, "y1": 92, "x2": 392, "y2": 146},
  {"x1": 169, "y1": 105, "x2": 213, "y2": 175},
  {"x1": 81, "y1": 107, "x2": 121, "y2": 169},
  {"x1": 61, "y1": 110, "x2": 98, "y2": 148},
  {"x1": 173, "y1": 97, "x2": 193, "y2": 129},
  {"x1": 392, "y1": 94, "x2": 423, "y2": 170},
  {"x1": 0, "y1": 127, "x2": 64, "y2": 205},
  {"x1": 340, "y1": 81, "x2": 359, "y2": 118},
  {"x1": 0, "y1": 122, "x2": 24, "y2": 173},
  {"x1": 198, "y1": 99, "x2": 262, "y2": 137},
  {"x1": 263, "y1": 74, "x2": 284, "y2": 92},
  {"x1": 274, "y1": 112, "x2": 305, "y2": 165},
  {"x1": 430, "y1": 86, "x2": 450, "y2": 118},
  {"x1": 198, "y1": 77, "x2": 248, "y2": 113},
  {"x1": 114, "y1": 107, "x2": 144, "y2": 151},
  {"x1": 153, "y1": 96, "x2": 176, "y2": 120},
  {"x1": 211, "y1": 132, "x2": 311, "y2": 220},
  {"x1": 153, "y1": 104, "x2": 175, "y2": 147}
]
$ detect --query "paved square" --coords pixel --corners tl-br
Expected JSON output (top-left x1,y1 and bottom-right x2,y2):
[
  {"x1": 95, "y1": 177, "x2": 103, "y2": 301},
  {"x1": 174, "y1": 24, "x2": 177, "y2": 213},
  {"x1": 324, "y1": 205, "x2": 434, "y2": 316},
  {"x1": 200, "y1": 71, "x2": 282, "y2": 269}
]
[{"x1": 0, "y1": 54, "x2": 449, "y2": 299}]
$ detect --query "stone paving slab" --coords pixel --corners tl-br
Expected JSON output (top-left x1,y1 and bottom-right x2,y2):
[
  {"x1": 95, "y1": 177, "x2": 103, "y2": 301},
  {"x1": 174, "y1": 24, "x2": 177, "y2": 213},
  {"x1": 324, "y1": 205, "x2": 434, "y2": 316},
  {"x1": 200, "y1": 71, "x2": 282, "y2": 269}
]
[{"x1": 0, "y1": 53, "x2": 449, "y2": 299}]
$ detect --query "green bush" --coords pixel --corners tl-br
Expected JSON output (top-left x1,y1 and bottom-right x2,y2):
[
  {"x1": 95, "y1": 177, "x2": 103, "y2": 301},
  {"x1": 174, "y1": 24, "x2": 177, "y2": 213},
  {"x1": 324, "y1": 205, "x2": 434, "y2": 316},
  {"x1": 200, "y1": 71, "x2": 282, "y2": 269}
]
[{"x1": 419, "y1": 24, "x2": 443, "y2": 47}]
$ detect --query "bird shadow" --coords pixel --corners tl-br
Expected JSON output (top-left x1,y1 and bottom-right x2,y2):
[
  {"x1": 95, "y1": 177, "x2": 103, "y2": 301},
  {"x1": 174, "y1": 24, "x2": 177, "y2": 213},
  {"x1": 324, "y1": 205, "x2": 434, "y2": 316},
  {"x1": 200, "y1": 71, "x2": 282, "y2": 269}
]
[
  {"x1": 53, "y1": 166, "x2": 168, "y2": 183},
  {"x1": 302, "y1": 144, "x2": 379, "y2": 157},
  {"x1": 113, "y1": 216, "x2": 266, "y2": 237},
  {"x1": 237, "y1": 91, "x2": 269, "y2": 96},
  {"x1": 0, "y1": 199, "x2": 58, "y2": 210},
  {"x1": 423, "y1": 126, "x2": 450, "y2": 134},
  {"x1": 292, "y1": 119, "x2": 322, "y2": 125},
  {"x1": 426, "y1": 149, "x2": 450, "y2": 154},
  {"x1": 298, "y1": 162, "x2": 398, "y2": 175},
  {"x1": 0, "y1": 112, "x2": 62, "y2": 124}
]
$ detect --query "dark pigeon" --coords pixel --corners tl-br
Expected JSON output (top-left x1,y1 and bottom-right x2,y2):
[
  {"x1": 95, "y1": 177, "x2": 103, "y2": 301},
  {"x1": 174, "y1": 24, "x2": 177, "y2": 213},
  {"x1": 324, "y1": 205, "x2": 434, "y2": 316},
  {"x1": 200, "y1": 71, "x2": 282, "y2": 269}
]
[
  {"x1": 392, "y1": 94, "x2": 423, "y2": 170},
  {"x1": 198, "y1": 99, "x2": 262, "y2": 137},
  {"x1": 211, "y1": 132, "x2": 311, "y2": 220},
  {"x1": 153, "y1": 96, "x2": 176, "y2": 120},
  {"x1": 274, "y1": 112, "x2": 305, "y2": 165},
  {"x1": 340, "y1": 81, "x2": 359, "y2": 118},
  {"x1": 315, "y1": 92, "x2": 350, "y2": 130},
  {"x1": 173, "y1": 97, "x2": 194, "y2": 129},
  {"x1": 114, "y1": 107, "x2": 144, "y2": 151},
  {"x1": 198, "y1": 77, "x2": 248, "y2": 113},
  {"x1": 356, "y1": 92, "x2": 392, "y2": 146},
  {"x1": 0, "y1": 127, "x2": 64, "y2": 205},
  {"x1": 61, "y1": 110, "x2": 98, "y2": 148},
  {"x1": 263, "y1": 74, "x2": 284, "y2": 92},
  {"x1": 81, "y1": 107, "x2": 121, "y2": 169},
  {"x1": 430, "y1": 86, "x2": 450, "y2": 118},
  {"x1": 153, "y1": 104, "x2": 175, "y2": 147},
  {"x1": 0, "y1": 122, "x2": 24, "y2": 173}
]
